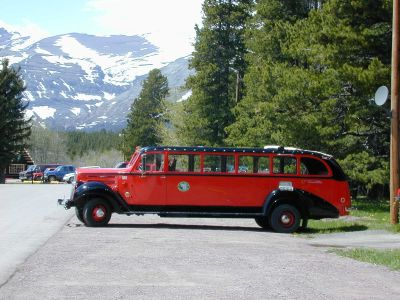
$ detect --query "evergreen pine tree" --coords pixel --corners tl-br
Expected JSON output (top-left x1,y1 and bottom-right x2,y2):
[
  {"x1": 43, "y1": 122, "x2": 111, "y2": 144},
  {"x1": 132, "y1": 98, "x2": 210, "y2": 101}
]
[
  {"x1": 226, "y1": 0, "x2": 391, "y2": 195},
  {"x1": 178, "y1": 0, "x2": 253, "y2": 146},
  {"x1": 121, "y1": 69, "x2": 168, "y2": 157},
  {"x1": 0, "y1": 59, "x2": 31, "y2": 183}
]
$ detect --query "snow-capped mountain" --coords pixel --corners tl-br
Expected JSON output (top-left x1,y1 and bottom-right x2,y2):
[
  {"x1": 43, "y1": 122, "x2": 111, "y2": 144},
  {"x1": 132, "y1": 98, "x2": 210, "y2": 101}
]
[{"x1": 0, "y1": 27, "x2": 192, "y2": 131}]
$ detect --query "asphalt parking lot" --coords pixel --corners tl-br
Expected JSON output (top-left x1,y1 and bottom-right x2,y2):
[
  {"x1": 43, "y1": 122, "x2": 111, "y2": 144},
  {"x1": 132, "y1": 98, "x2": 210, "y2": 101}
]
[{"x1": 1, "y1": 184, "x2": 400, "y2": 299}]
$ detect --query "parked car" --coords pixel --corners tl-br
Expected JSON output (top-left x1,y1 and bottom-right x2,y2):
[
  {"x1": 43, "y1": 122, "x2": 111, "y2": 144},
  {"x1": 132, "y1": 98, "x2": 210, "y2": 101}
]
[
  {"x1": 32, "y1": 171, "x2": 43, "y2": 181},
  {"x1": 44, "y1": 165, "x2": 76, "y2": 182},
  {"x1": 19, "y1": 164, "x2": 60, "y2": 182},
  {"x1": 63, "y1": 173, "x2": 76, "y2": 184}
]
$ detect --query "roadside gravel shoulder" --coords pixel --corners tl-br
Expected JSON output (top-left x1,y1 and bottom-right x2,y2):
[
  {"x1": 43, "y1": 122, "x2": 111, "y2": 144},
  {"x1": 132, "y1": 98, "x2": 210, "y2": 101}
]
[{"x1": 307, "y1": 229, "x2": 400, "y2": 249}]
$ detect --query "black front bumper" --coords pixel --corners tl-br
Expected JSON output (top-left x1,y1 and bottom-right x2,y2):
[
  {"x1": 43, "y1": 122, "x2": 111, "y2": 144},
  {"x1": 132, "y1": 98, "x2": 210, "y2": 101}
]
[{"x1": 57, "y1": 198, "x2": 74, "y2": 209}]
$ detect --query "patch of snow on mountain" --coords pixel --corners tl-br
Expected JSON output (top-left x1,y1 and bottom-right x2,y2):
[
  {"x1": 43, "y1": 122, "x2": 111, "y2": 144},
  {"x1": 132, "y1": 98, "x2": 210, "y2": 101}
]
[
  {"x1": 70, "y1": 107, "x2": 81, "y2": 116},
  {"x1": 73, "y1": 93, "x2": 102, "y2": 101},
  {"x1": 103, "y1": 92, "x2": 115, "y2": 100},
  {"x1": 39, "y1": 82, "x2": 46, "y2": 92},
  {"x1": 23, "y1": 91, "x2": 35, "y2": 102},
  {"x1": 24, "y1": 109, "x2": 34, "y2": 120},
  {"x1": 32, "y1": 106, "x2": 56, "y2": 119},
  {"x1": 42, "y1": 55, "x2": 74, "y2": 68},
  {"x1": 54, "y1": 35, "x2": 171, "y2": 85},
  {"x1": 55, "y1": 35, "x2": 125, "y2": 84},
  {"x1": 35, "y1": 46, "x2": 52, "y2": 55},
  {"x1": 177, "y1": 90, "x2": 192, "y2": 102},
  {"x1": 59, "y1": 80, "x2": 72, "y2": 91},
  {"x1": 7, "y1": 53, "x2": 28, "y2": 65}
]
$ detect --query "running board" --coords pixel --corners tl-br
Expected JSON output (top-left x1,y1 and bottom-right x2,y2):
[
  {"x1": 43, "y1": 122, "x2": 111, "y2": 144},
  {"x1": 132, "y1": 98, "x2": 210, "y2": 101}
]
[{"x1": 120, "y1": 211, "x2": 265, "y2": 218}]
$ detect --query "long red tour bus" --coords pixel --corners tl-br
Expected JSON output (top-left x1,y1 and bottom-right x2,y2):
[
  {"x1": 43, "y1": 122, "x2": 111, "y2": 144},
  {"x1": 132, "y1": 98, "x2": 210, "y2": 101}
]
[{"x1": 58, "y1": 146, "x2": 351, "y2": 233}]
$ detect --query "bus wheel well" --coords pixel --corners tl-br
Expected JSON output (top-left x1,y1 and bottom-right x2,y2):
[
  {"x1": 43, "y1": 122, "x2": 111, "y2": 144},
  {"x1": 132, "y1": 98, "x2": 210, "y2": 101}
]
[
  {"x1": 77, "y1": 194, "x2": 116, "y2": 213},
  {"x1": 268, "y1": 197, "x2": 308, "y2": 220}
]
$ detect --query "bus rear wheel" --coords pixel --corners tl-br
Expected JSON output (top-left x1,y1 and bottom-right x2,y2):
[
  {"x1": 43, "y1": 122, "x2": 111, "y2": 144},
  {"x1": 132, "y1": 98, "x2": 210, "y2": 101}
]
[
  {"x1": 269, "y1": 204, "x2": 301, "y2": 233},
  {"x1": 83, "y1": 198, "x2": 112, "y2": 227}
]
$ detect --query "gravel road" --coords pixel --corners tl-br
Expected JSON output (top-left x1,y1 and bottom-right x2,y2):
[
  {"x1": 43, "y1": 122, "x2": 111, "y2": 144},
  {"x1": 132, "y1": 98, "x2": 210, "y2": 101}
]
[{"x1": 1, "y1": 211, "x2": 400, "y2": 299}]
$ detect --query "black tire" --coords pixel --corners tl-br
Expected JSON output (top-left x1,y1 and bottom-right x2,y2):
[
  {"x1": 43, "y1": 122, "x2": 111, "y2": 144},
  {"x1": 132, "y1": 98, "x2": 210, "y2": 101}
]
[
  {"x1": 75, "y1": 207, "x2": 84, "y2": 223},
  {"x1": 269, "y1": 204, "x2": 301, "y2": 233},
  {"x1": 82, "y1": 198, "x2": 112, "y2": 227},
  {"x1": 255, "y1": 216, "x2": 270, "y2": 229},
  {"x1": 48, "y1": 176, "x2": 56, "y2": 183}
]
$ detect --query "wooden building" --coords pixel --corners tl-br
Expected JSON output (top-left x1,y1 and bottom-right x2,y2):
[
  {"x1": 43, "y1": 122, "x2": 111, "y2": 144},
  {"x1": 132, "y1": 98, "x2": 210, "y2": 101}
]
[{"x1": 6, "y1": 149, "x2": 34, "y2": 178}]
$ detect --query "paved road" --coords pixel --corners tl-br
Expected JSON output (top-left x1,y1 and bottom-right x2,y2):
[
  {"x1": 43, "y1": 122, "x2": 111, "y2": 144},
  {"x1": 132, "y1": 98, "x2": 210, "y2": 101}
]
[{"x1": 0, "y1": 184, "x2": 73, "y2": 287}]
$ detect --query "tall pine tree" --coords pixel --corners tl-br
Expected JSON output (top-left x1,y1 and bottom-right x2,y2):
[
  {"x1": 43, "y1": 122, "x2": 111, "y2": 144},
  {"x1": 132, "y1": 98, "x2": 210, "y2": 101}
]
[
  {"x1": 121, "y1": 69, "x2": 168, "y2": 157},
  {"x1": 0, "y1": 59, "x2": 31, "y2": 183},
  {"x1": 178, "y1": 0, "x2": 253, "y2": 146},
  {"x1": 226, "y1": 0, "x2": 391, "y2": 195}
]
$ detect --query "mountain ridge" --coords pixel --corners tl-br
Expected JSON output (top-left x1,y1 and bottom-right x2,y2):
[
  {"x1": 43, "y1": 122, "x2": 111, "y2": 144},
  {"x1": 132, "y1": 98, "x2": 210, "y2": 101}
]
[{"x1": 0, "y1": 26, "x2": 191, "y2": 131}]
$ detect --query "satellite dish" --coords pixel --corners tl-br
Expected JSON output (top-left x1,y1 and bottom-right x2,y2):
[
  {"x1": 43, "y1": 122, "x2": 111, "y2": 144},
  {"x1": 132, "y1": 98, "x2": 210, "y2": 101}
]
[{"x1": 374, "y1": 86, "x2": 389, "y2": 106}]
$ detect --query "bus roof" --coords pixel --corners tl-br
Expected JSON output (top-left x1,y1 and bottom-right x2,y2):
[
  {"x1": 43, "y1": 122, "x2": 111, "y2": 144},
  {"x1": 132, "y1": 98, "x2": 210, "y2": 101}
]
[{"x1": 140, "y1": 146, "x2": 333, "y2": 159}]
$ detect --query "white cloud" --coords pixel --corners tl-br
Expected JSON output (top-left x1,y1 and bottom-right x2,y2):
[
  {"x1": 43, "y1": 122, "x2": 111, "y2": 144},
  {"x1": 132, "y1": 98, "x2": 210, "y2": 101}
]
[{"x1": 86, "y1": 0, "x2": 203, "y2": 60}]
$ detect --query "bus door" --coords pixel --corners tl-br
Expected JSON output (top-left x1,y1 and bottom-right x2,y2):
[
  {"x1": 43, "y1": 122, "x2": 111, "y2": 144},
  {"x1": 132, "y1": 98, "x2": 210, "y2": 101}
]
[{"x1": 119, "y1": 152, "x2": 166, "y2": 205}]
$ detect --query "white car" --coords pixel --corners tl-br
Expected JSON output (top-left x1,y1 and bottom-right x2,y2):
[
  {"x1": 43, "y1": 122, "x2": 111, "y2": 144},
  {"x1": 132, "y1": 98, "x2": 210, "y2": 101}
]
[
  {"x1": 63, "y1": 173, "x2": 76, "y2": 184},
  {"x1": 63, "y1": 166, "x2": 100, "y2": 183}
]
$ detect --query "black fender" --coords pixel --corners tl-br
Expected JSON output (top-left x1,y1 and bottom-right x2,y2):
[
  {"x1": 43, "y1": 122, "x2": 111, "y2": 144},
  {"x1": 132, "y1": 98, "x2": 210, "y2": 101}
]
[
  {"x1": 72, "y1": 181, "x2": 129, "y2": 213},
  {"x1": 262, "y1": 189, "x2": 339, "y2": 220}
]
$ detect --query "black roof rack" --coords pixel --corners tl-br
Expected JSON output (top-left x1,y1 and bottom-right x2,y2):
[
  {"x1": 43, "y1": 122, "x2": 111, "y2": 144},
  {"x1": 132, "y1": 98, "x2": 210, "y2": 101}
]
[{"x1": 140, "y1": 146, "x2": 332, "y2": 159}]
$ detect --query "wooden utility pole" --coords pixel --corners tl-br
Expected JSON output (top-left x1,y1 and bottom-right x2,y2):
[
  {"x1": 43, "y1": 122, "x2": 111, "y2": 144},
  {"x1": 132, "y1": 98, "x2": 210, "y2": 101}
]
[{"x1": 390, "y1": 0, "x2": 400, "y2": 224}]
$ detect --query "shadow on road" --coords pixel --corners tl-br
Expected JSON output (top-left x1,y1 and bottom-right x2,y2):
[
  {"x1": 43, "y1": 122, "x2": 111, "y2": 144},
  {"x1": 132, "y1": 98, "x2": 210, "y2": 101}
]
[
  {"x1": 68, "y1": 221, "x2": 368, "y2": 234},
  {"x1": 107, "y1": 223, "x2": 266, "y2": 232},
  {"x1": 67, "y1": 222, "x2": 268, "y2": 233}
]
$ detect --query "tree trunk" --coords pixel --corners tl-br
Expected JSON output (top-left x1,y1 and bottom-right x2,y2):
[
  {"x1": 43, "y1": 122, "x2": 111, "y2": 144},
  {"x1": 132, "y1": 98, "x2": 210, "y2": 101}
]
[{"x1": 0, "y1": 166, "x2": 6, "y2": 184}]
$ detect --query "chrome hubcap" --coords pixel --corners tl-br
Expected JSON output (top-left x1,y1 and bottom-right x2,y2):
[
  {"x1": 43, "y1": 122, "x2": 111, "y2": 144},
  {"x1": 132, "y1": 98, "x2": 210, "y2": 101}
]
[
  {"x1": 95, "y1": 209, "x2": 105, "y2": 218},
  {"x1": 281, "y1": 214, "x2": 291, "y2": 224}
]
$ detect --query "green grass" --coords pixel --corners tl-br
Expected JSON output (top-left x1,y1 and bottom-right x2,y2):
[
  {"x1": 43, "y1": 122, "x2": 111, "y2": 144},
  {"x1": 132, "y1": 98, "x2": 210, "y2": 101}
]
[
  {"x1": 332, "y1": 248, "x2": 400, "y2": 271},
  {"x1": 304, "y1": 198, "x2": 400, "y2": 234}
]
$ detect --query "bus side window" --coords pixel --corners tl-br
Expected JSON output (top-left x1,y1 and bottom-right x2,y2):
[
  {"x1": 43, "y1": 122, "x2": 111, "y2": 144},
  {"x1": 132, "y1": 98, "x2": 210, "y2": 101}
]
[
  {"x1": 203, "y1": 155, "x2": 235, "y2": 173},
  {"x1": 239, "y1": 156, "x2": 270, "y2": 174},
  {"x1": 300, "y1": 157, "x2": 328, "y2": 175},
  {"x1": 188, "y1": 155, "x2": 201, "y2": 172},
  {"x1": 273, "y1": 156, "x2": 297, "y2": 174},
  {"x1": 258, "y1": 156, "x2": 270, "y2": 174},
  {"x1": 142, "y1": 153, "x2": 164, "y2": 172},
  {"x1": 168, "y1": 154, "x2": 201, "y2": 172}
]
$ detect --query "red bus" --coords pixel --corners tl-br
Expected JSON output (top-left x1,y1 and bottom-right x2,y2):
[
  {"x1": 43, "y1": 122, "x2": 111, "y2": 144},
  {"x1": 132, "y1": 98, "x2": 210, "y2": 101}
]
[{"x1": 58, "y1": 146, "x2": 351, "y2": 233}]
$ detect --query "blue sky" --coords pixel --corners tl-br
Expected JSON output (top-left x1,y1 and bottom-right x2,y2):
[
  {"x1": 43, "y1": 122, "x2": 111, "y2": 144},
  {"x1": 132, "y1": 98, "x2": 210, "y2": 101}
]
[
  {"x1": 1, "y1": 1, "x2": 95, "y2": 35},
  {"x1": 0, "y1": 0, "x2": 204, "y2": 58}
]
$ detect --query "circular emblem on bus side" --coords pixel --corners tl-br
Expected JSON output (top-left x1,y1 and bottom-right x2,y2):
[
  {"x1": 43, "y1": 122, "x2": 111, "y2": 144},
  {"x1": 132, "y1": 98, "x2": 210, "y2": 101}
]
[{"x1": 177, "y1": 181, "x2": 190, "y2": 192}]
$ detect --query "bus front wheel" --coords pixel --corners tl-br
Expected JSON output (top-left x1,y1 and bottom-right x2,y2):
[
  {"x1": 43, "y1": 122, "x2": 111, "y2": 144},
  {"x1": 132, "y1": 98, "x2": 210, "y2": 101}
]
[
  {"x1": 83, "y1": 198, "x2": 112, "y2": 227},
  {"x1": 269, "y1": 204, "x2": 301, "y2": 233}
]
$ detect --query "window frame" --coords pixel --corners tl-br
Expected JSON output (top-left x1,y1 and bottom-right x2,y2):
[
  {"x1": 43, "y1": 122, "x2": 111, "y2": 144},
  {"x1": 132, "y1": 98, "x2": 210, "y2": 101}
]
[
  {"x1": 271, "y1": 155, "x2": 298, "y2": 176},
  {"x1": 299, "y1": 155, "x2": 332, "y2": 178},
  {"x1": 166, "y1": 153, "x2": 202, "y2": 174},
  {"x1": 237, "y1": 154, "x2": 272, "y2": 176}
]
